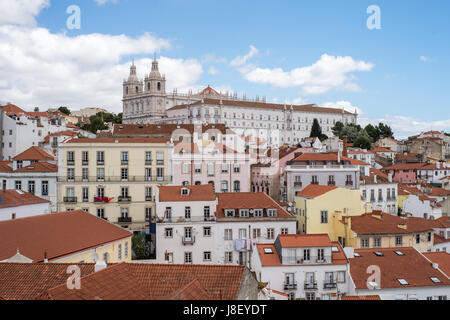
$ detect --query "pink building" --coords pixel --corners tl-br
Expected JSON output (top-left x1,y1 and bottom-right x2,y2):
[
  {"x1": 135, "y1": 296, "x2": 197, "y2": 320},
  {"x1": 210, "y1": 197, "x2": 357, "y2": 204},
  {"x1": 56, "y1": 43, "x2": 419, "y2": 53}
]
[
  {"x1": 172, "y1": 141, "x2": 250, "y2": 193},
  {"x1": 381, "y1": 163, "x2": 427, "y2": 184}
]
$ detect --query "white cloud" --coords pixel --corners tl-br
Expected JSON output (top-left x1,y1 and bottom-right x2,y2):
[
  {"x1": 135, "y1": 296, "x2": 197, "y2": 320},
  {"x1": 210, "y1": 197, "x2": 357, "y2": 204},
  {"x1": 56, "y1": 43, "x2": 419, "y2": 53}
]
[
  {"x1": 0, "y1": 0, "x2": 49, "y2": 27},
  {"x1": 0, "y1": 24, "x2": 206, "y2": 113},
  {"x1": 230, "y1": 45, "x2": 259, "y2": 67},
  {"x1": 321, "y1": 101, "x2": 363, "y2": 115},
  {"x1": 208, "y1": 66, "x2": 219, "y2": 75},
  {"x1": 284, "y1": 97, "x2": 309, "y2": 105},
  {"x1": 359, "y1": 115, "x2": 450, "y2": 139},
  {"x1": 240, "y1": 54, "x2": 374, "y2": 95},
  {"x1": 420, "y1": 56, "x2": 428, "y2": 62},
  {"x1": 95, "y1": 0, "x2": 118, "y2": 5}
]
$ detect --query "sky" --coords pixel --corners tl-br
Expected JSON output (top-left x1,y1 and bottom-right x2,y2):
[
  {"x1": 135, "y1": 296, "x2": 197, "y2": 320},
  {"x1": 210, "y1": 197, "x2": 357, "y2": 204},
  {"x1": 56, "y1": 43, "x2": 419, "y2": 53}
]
[{"x1": 0, "y1": 0, "x2": 449, "y2": 139}]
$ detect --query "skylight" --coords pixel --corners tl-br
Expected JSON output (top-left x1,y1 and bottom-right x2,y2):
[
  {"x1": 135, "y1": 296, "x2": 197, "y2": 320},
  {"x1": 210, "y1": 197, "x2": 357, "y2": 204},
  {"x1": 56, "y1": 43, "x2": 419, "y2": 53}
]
[
  {"x1": 331, "y1": 246, "x2": 339, "y2": 253},
  {"x1": 374, "y1": 251, "x2": 384, "y2": 257},
  {"x1": 394, "y1": 250, "x2": 404, "y2": 256},
  {"x1": 264, "y1": 248, "x2": 273, "y2": 254},
  {"x1": 430, "y1": 277, "x2": 441, "y2": 283},
  {"x1": 354, "y1": 252, "x2": 361, "y2": 257},
  {"x1": 397, "y1": 278, "x2": 409, "y2": 285}
]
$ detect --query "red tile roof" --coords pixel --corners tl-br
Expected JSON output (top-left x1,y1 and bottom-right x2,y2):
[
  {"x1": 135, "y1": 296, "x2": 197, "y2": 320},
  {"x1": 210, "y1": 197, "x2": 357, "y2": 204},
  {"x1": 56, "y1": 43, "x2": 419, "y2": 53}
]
[
  {"x1": 66, "y1": 137, "x2": 170, "y2": 144},
  {"x1": 291, "y1": 152, "x2": 369, "y2": 166},
  {"x1": 1, "y1": 104, "x2": 26, "y2": 116},
  {"x1": 0, "y1": 161, "x2": 13, "y2": 173},
  {"x1": 0, "y1": 190, "x2": 50, "y2": 209},
  {"x1": 112, "y1": 123, "x2": 230, "y2": 136},
  {"x1": 382, "y1": 163, "x2": 427, "y2": 171},
  {"x1": 341, "y1": 295, "x2": 381, "y2": 300},
  {"x1": 371, "y1": 146, "x2": 395, "y2": 153},
  {"x1": 278, "y1": 234, "x2": 332, "y2": 248},
  {"x1": 158, "y1": 184, "x2": 216, "y2": 202},
  {"x1": 349, "y1": 247, "x2": 450, "y2": 290},
  {"x1": 423, "y1": 252, "x2": 450, "y2": 277},
  {"x1": 14, "y1": 162, "x2": 57, "y2": 173},
  {"x1": 0, "y1": 263, "x2": 96, "y2": 300},
  {"x1": 0, "y1": 210, "x2": 132, "y2": 262},
  {"x1": 169, "y1": 98, "x2": 355, "y2": 115},
  {"x1": 26, "y1": 112, "x2": 51, "y2": 118},
  {"x1": 215, "y1": 192, "x2": 292, "y2": 218},
  {"x1": 295, "y1": 184, "x2": 338, "y2": 199},
  {"x1": 12, "y1": 147, "x2": 54, "y2": 161}
]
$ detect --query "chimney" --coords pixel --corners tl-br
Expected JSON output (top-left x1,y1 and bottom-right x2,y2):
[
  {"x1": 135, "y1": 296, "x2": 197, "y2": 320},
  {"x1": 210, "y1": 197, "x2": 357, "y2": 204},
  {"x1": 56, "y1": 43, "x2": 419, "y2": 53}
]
[
  {"x1": 44, "y1": 250, "x2": 48, "y2": 263},
  {"x1": 374, "y1": 175, "x2": 377, "y2": 184},
  {"x1": 343, "y1": 137, "x2": 348, "y2": 157},
  {"x1": 95, "y1": 260, "x2": 107, "y2": 272},
  {"x1": 397, "y1": 224, "x2": 407, "y2": 230}
]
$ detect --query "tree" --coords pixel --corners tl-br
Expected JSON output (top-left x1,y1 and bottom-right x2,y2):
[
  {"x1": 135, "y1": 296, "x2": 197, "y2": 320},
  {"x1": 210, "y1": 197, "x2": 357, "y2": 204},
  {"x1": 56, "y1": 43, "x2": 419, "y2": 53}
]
[
  {"x1": 88, "y1": 114, "x2": 108, "y2": 133},
  {"x1": 378, "y1": 122, "x2": 394, "y2": 139},
  {"x1": 354, "y1": 135, "x2": 372, "y2": 150},
  {"x1": 332, "y1": 121, "x2": 344, "y2": 137},
  {"x1": 310, "y1": 118, "x2": 322, "y2": 139},
  {"x1": 364, "y1": 124, "x2": 380, "y2": 142},
  {"x1": 132, "y1": 232, "x2": 150, "y2": 260},
  {"x1": 58, "y1": 106, "x2": 71, "y2": 115}
]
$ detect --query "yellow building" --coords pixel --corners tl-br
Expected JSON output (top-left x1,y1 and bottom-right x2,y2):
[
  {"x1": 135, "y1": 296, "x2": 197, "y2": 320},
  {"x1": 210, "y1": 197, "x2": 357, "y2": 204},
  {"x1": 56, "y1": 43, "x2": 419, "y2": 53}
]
[
  {"x1": 0, "y1": 210, "x2": 132, "y2": 263},
  {"x1": 338, "y1": 211, "x2": 435, "y2": 252},
  {"x1": 57, "y1": 137, "x2": 173, "y2": 231},
  {"x1": 294, "y1": 184, "x2": 369, "y2": 243}
]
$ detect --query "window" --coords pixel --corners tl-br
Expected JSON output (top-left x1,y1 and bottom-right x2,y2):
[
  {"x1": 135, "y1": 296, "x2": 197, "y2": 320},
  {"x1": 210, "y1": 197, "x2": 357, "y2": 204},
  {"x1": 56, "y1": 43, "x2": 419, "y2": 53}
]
[
  {"x1": 121, "y1": 168, "x2": 128, "y2": 180},
  {"x1": 82, "y1": 187, "x2": 89, "y2": 202},
  {"x1": 397, "y1": 278, "x2": 408, "y2": 285},
  {"x1": 16, "y1": 160, "x2": 23, "y2": 169},
  {"x1": 185, "y1": 206, "x2": 191, "y2": 219},
  {"x1": 157, "y1": 168, "x2": 164, "y2": 181},
  {"x1": 124, "y1": 242, "x2": 128, "y2": 259},
  {"x1": 252, "y1": 228, "x2": 261, "y2": 238},
  {"x1": 254, "y1": 209, "x2": 263, "y2": 217},
  {"x1": 317, "y1": 249, "x2": 325, "y2": 261},
  {"x1": 320, "y1": 211, "x2": 328, "y2": 223},
  {"x1": 267, "y1": 228, "x2": 274, "y2": 239},
  {"x1": 396, "y1": 236, "x2": 403, "y2": 246},
  {"x1": 281, "y1": 228, "x2": 288, "y2": 235},
  {"x1": 97, "y1": 168, "x2": 105, "y2": 181},
  {"x1": 224, "y1": 229, "x2": 233, "y2": 240},
  {"x1": 203, "y1": 227, "x2": 211, "y2": 237},
  {"x1": 184, "y1": 252, "x2": 192, "y2": 264},
  {"x1": 145, "y1": 152, "x2": 152, "y2": 164},
  {"x1": 207, "y1": 163, "x2": 214, "y2": 176},
  {"x1": 361, "y1": 238, "x2": 369, "y2": 248},
  {"x1": 165, "y1": 228, "x2": 173, "y2": 238},
  {"x1": 145, "y1": 207, "x2": 151, "y2": 221},
  {"x1": 427, "y1": 232, "x2": 432, "y2": 242},
  {"x1": 82, "y1": 151, "x2": 88, "y2": 164},
  {"x1": 182, "y1": 163, "x2": 189, "y2": 174},
  {"x1": 267, "y1": 209, "x2": 277, "y2": 217},
  {"x1": 305, "y1": 292, "x2": 315, "y2": 300},
  {"x1": 28, "y1": 181, "x2": 35, "y2": 195},
  {"x1": 156, "y1": 152, "x2": 164, "y2": 165},
  {"x1": 97, "y1": 151, "x2": 104, "y2": 164},
  {"x1": 225, "y1": 251, "x2": 233, "y2": 264},
  {"x1": 225, "y1": 209, "x2": 234, "y2": 217},
  {"x1": 165, "y1": 207, "x2": 172, "y2": 220},
  {"x1": 145, "y1": 168, "x2": 152, "y2": 181},
  {"x1": 239, "y1": 209, "x2": 249, "y2": 217},
  {"x1": 304, "y1": 249, "x2": 310, "y2": 261},
  {"x1": 15, "y1": 180, "x2": 22, "y2": 190},
  {"x1": 82, "y1": 168, "x2": 89, "y2": 181},
  {"x1": 373, "y1": 237, "x2": 381, "y2": 248},
  {"x1": 337, "y1": 271, "x2": 346, "y2": 283},
  {"x1": 42, "y1": 181, "x2": 48, "y2": 196},
  {"x1": 97, "y1": 187, "x2": 105, "y2": 198},
  {"x1": 194, "y1": 163, "x2": 201, "y2": 173},
  {"x1": 416, "y1": 234, "x2": 420, "y2": 244},
  {"x1": 233, "y1": 164, "x2": 240, "y2": 173},
  {"x1": 97, "y1": 208, "x2": 105, "y2": 218},
  {"x1": 221, "y1": 181, "x2": 228, "y2": 192},
  {"x1": 118, "y1": 244, "x2": 122, "y2": 260},
  {"x1": 430, "y1": 277, "x2": 441, "y2": 284},
  {"x1": 204, "y1": 206, "x2": 211, "y2": 220},
  {"x1": 67, "y1": 151, "x2": 74, "y2": 164},
  {"x1": 239, "y1": 228, "x2": 247, "y2": 239},
  {"x1": 67, "y1": 168, "x2": 75, "y2": 181},
  {"x1": 120, "y1": 207, "x2": 129, "y2": 218},
  {"x1": 233, "y1": 180, "x2": 241, "y2": 192},
  {"x1": 203, "y1": 251, "x2": 211, "y2": 261},
  {"x1": 121, "y1": 152, "x2": 128, "y2": 164},
  {"x1": 221, "y1": 163, "x2": 228, "y2": 173}
]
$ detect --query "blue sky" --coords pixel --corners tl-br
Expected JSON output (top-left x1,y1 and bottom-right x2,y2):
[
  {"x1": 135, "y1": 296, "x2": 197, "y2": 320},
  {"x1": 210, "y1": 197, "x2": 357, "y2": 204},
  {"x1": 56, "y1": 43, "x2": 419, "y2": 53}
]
[{"x1": 1, "y1": 0, "x2": 449, "y2": 138}]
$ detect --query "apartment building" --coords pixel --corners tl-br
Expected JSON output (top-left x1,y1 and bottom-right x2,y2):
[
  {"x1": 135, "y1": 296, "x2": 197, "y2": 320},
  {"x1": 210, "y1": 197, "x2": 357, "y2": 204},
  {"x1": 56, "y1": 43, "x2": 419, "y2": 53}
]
[
  {"x1": 360, "y1": 168, "x2": 398, "y2": 215},
  {"x1": 155, "y1": 184, "x2": 296, "y2": 267},
  {"x1": 251, "y1": 234, "x2": 351, "y2": 300},
  {"x1": 57, "y1": 138, "x2": 173, "y2": 231},
  {"x1": 0, "y1": 189, "x2": 50, "y2": 221}
]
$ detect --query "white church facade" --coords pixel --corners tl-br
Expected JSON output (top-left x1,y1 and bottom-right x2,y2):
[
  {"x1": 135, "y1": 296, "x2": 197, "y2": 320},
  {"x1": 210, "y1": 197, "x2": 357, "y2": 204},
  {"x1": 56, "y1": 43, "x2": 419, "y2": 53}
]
[{"x1": 122, "y1": 58, "x2": 358, "y2": 147}]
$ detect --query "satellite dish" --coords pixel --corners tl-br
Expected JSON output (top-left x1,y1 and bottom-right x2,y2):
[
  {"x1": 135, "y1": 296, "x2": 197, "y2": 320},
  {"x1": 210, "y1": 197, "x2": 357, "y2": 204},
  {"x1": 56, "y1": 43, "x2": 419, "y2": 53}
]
[
  {"x1": 249, "y1": 209, "x2": 254, "y2": 213},
  {"x1": 91, "y1": 252, "x2": 99, "y2": 262},
  {"x1": 288, "y1": 202, "x2": 293, "y2": 207},
  {"x1": 287, "y1": 207, "x2": 292, "y2": 212}
]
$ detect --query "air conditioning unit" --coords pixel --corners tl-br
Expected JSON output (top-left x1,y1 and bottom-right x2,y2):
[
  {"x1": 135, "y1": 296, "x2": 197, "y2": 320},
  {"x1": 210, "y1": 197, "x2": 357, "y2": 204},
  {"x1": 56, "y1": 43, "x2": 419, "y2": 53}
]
[{"x1": 250, "y1": 209, "x2": 254, "y2": 213}]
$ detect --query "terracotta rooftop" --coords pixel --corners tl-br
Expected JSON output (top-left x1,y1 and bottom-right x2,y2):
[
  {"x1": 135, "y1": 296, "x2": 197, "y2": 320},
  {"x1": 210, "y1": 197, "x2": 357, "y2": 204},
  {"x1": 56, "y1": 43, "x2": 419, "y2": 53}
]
[
  {"x1": 1, "y1": 104, "x2": 26, "y2": 116},
  {"x1": 382, "y1": 162, "x2": 427, "y2": 171},
  {"x1": 0, "y1": 210, "x2": 132, "y2": 262},
  {"x1": 291, "y1": 152, "x2": 369, "y2": 166},
  {"x1": 278, "y1": 234, "x2": 333, "y2": 248},
  {"x1": 40, "y1": 263, "x2": 249, "y2": 300},
  {"x1": 65, "y1": 137, "x2": 170, "y2": 144},
  {"x1": 341, "y1": 295, "x2": 381, "y2": 300},
  {"x1": 215, "y1": 192, "x2": 292, "y2": 218},
  {"x1": 0, "y1": 161, "x2": 13, "y2": 172},
  {"x1": 295, "y1": 184, "x2": 338, "y2": 199},
  {"x1": 168, "y1": 98, "x2": 355, "y2": 115},
  {"x1": 0, "y1": 190, "x2": 50, "y2": 209},
  {"x1": 0, "y1": 263, "x2": 96, "y2": 300},
  {"x1": 112, "y1": 123, "x2": 230, "y2": 136},
  {"x1": 371, "y1": 146, "x2": 395, "y2": 153},
  {"x1": 14, "y1": 162, "x2": 58, "y2": 173},
  {"x1": 423, "y1": 252, "x2": 450, "y2": 277},
  {"x1": 158, "y1": 184, "x2": 216, "y2": 202},
  {"x1": 349, "y1": 247, "x2": 450, "y2": 290},
  {"x1": 12, "y1": 146, "x2": 54, "y2": 161}
]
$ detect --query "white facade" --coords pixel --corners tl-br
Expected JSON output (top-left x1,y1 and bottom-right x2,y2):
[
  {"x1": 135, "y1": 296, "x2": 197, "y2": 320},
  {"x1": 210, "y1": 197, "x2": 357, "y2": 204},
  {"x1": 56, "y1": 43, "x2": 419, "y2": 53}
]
[
  {"x1": 403, "y1": 194, "x2": 443, "y2": 220},
  {"x1": 0, "y1": 200, "x2": 50, "y2": 221},
  {"x1": 360, "y1": 180, "x2": 398, "y2": 215}
]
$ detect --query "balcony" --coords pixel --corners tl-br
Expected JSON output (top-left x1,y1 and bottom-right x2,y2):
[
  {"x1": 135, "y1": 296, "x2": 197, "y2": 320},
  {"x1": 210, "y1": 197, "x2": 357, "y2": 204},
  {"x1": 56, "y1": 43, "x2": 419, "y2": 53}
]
[
  {"x1": 327, "y1": 181, "x2": 336, "y2": 186},
  {"x1": 145, "y1": 160, "x2": 152, "y2": 165},
  {"x1": 145, "y1": 196, "x2": 154, "y2": 202},
  {"x1": 345, "y1": 181, "x2": 354, "y2": 186},
  {"x1": 82, "y1": 160, "x2": 89, "y2": 166},
  {"x1": 323, "y1": 282, "x2": 337, "y2": 289},
  {"x1": 82, "y1": 197, "x2": 89, "y2": 202},
  {"x1": 67, "y1": 160, "x2": 75, "y2": 166},
  {"x1": 97, "y1": 160, "x2": 105, "y2": 165},
  {"x1": 63, "y1": 196, "x2": 77, "y2": 203},
  {"x1": 57, "y1": 176, "x2": 173, "y2": 183},
  {"x1": 156, "y1": 160, "x2": 164, "y2": 166},
  {"x1": 311, "y1": 181, "x2": 319, "y2": 185},
  {"x1": 304, "y1": 281, "x2": 318, "y2": 290},
  {"x1": 94, "y1": 197, "x2": 111, "y2": 203},
  {"x1": 121, "y1": 160, "x2": 129, "y2": 165},
  {"x1": 294, "y1": 182, "x2": 302, "y2": 188},
  {"x1": 118, "y1": 217, "x2": 132, "y2": 223},
  {"x1": 182, "y1": 236, "x2": 196, "y2": 245},
  {"x1": 283, "y1": 282, "x2": 297, "y2": 290},
  {"x1": 118, "y1": 196, "x2": 132, "y2": 202}
]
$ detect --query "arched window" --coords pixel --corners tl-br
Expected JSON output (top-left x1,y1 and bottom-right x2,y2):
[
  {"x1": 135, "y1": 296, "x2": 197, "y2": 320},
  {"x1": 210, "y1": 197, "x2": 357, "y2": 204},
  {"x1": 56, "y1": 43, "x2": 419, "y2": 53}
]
[
  {"x1": 195, "y1": 181, "x2": 201, "y2": 185},
  {"x1": 147, "y1": 83, "x2": 151, "y2": 91},
  {"x1": 135, "y1": 86, "x2": 139, "y2": 94},
  {"x1": 126, "y1": 87, "x2": 129, "y2": 95},
  {"x1": 157, "y1": 82, "x2": 161, "y2": 91}
]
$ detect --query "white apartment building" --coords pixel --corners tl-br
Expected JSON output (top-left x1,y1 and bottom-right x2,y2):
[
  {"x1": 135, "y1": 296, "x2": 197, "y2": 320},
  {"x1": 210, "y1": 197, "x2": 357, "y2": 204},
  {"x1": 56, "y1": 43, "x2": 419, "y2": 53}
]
[
  {"x1": 0, "y1": 189, "x2": 50, "y2": 221},
  {"x1": 417, "y1": 162, "x2": 450, "y2": 185},
  {"x1": 250, "y1": 234, "x2": 351, "y2": 300},
  {"x1": 360, "y1": 169, "x2": 398, "y2": 215},
  {"x1": 0, "y1": 147, "x2": 58, "y2": 211},
  {"x1": 155, "y1": 184, "x2": 297, "y2": 267}
]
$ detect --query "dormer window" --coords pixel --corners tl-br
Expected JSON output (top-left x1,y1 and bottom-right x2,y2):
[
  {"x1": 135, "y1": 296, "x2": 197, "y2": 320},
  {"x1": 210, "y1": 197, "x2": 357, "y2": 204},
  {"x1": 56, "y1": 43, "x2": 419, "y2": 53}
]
[
  {"x1": 239, "y1": 209, "x2": 249, "y2": 218},
  {"x1": 225, "y1": 209, "x2": 235, "y2": 217},
  {"x1": 253, "y1": 209, "x2": 263, "y2": 217},
  {"x1": 181, "y1": 188, "x2": 190, "y2": 196},
  {"x1": 16, "y1": 161, "x2": 23, "y2": 169},
  {"x1": 267, "y1": 209, "x2": 277, "y2": 217}
]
